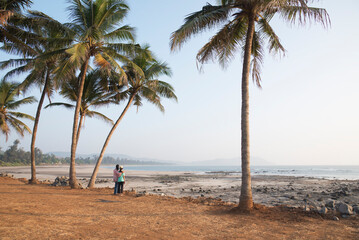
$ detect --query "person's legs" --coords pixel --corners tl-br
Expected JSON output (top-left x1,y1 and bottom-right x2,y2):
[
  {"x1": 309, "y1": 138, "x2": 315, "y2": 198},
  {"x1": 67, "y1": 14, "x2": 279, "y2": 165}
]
[
  {"x1": 114, "y1": 182, "x2": 119, "y2": 195},
  {"x1": 117, "y1": 182, "x2": 121, "y2": 194},
  {"x1": 119, "y1": 182, "x2": 124, "y2": 193}
]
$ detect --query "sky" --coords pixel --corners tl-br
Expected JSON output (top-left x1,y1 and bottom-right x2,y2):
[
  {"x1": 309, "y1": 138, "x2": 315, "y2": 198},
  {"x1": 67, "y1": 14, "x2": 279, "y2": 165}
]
[{"x1": 1, "y1": 0, "x2": 359, "y2": 165}]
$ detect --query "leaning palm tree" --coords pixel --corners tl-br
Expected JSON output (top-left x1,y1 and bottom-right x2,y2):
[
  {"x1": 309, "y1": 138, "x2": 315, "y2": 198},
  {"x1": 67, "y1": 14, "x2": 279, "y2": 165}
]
[
  {"x1": 45, "y1": 70, "x2": 115, "y2": 145},
  {"x1": 170, "y1": 0, "x2": 330, "y2": 210},
  {"x1": 0, "y1": 11, "x2": 73, "y2": 183},
  {"x1": 55, "y1": 0, "x2": 146, "y2": 188},
  {"x1": 88, "y1": 52, "x2": 177, "y2": 188},
  {"x1": 0, "y1": 80, "x2": 36, "y2": 142}
]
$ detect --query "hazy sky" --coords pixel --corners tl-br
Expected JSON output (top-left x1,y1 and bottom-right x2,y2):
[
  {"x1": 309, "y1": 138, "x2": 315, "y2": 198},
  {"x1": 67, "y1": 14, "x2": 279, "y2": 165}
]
[{"x1": 1, "y1": 0, "x2": 358, "y2": 165}]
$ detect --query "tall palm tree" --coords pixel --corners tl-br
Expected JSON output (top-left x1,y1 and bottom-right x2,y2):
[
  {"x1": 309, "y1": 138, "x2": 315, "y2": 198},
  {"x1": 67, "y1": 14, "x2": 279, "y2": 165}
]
[
  {"x1": 45, "y1": 70, "x2": 115, "y2": 146},
  {"x1": 170, "y1": 0, "x2": 330, "y2": 210},
  {"x1": 88, "y1": 52, "x2": 177, "y2": 188},
  {"x1": 0, "y1": 11, "x2": 73, "y2": 184},
  {"x1": 0, "y1": 80, "x2": 35, "y2": 142},
  {"x1": 55, "y1": 0, "x2": 145, "y2": 188}
]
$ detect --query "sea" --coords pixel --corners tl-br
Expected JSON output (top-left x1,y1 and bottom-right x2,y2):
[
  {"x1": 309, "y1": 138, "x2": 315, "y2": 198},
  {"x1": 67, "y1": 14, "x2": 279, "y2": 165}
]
[{"x1": 105, "y1": 165, "x2": 359, "y2": 180}]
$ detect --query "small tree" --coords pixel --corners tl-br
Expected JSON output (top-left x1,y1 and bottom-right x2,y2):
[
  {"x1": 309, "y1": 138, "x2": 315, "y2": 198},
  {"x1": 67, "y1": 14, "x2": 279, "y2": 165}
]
[{"x1": 0, "y1": 80, "x2": 35, "y2": 143}]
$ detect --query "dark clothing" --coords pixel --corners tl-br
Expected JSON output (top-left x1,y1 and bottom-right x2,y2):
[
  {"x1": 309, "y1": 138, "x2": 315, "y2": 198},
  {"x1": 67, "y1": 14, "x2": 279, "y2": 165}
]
[
  {"x1": 118, "y1": 182, "x2": 124, "y2": 193},
  {"x1": 114, "y1": 182, "x2": 120, "y2": 195}
]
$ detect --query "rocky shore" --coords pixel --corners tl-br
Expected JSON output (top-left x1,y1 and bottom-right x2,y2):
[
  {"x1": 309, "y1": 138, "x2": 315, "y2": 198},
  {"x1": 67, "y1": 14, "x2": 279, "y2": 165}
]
[{"x1": 1, "y1": 166, "x2": 358, "y2": 219}]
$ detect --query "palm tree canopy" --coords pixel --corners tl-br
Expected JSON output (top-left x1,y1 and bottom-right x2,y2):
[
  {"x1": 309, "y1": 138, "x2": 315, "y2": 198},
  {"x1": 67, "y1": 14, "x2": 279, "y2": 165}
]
[
  {"x1": 170, "y1": 0, "x2": 330, "y2": 86},
  {"x1": 55, "y1": 0, "x2": 147, "y2": 82},
  {"x1": 112, "y1": 50, "x2": 177, "y2": 112},
  {"x1": 0, "y1": 80, "x2": 36, "y2": 140},
  {"x1": 0, "y1": 0, "x2": 32, "y2": 25},
  {"x1": 0, "y1": 11, "x2": 75, "y2": 97},
  {"x1": 45, "y1": 70, "x2": 115, "y2": 125}
]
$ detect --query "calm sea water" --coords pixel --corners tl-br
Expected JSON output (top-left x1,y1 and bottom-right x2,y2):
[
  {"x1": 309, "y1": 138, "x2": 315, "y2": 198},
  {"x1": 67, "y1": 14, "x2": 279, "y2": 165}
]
[{"x1": 104, "y1": 165, "x2": 359, "y2": 180}]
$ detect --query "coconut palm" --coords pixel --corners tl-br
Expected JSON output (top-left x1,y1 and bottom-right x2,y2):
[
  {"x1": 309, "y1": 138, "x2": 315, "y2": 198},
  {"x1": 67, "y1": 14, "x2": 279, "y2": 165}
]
[
  {"x1": 0, "y1": 80, "x2": 35, "y2": 142},
  {"x1": 45, "y1": 70, "x2": 115, "y2": 145},
  {"x1": 0, "y1": 11, "x2": 73, "y2": 183},
  {"x1": 54, "y1": 0, "x2": 147, "y2": 188},
  {"x1": 0, "y1": 0, "x2": 38, "y2": 56},
  {"x1": 0, "y1": 0, "x2": 32, "y2": 25},
  {"x1": 88, "y1": 52, "x2": 177, "y2": 188},
  {"x1": 170, "y1": 0, "x2": 330, "y2": 210}
]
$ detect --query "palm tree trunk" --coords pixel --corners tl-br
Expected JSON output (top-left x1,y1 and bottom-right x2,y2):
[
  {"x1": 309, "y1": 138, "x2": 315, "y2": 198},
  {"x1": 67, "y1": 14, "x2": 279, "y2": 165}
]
[
  {"x1": 239, "y1": 16, "x2": 255, "y2": 211},
  {"x1": 75, "y1": 113, "x2": 84, "y2": 147},
  {"x1": 29, "y1": 69, "x2": 51, "y2": 184},
  {"x1": 88, "y1": 94, "x2": 135, "y2": 188},
  {"x1": 69, "y1": 57, "x2": 89, "y2": 189}
]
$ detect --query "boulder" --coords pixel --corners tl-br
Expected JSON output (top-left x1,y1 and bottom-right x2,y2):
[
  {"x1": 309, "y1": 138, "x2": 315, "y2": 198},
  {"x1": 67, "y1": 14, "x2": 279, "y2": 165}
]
[
  {"x1": 325, "y1": 200, "x2": 336, "y2": 209},
  {"x1": 319, "y1": 207, "x2": 328, "y2": 214},
  {"x1": 353, "y1": 206, "x2": 359, "y2": 214},
  {"x1": 338, "y1": 203, "x2": 353, "y2": 215}
]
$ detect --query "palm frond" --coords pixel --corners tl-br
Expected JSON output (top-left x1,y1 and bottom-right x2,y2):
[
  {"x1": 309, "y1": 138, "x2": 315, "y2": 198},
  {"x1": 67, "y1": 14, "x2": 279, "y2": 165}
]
[{"x1": 170, "y1": 3, "x2": 231, "y2": 51}]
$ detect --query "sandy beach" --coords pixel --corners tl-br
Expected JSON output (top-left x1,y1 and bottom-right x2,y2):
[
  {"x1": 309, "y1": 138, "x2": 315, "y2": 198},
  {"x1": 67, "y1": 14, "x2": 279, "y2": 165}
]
[
  {"x1": 1, "y1": 165, "x2": 358, "y2": 208},
  {"x1": 0, "y1": 176, "x2": 358, "y2": 239}
]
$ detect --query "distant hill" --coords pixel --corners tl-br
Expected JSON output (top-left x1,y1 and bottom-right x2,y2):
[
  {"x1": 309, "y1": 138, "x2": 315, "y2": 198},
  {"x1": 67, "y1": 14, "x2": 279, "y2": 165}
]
[{"x1": 189, "y1": 157, "x2": 272, "y2": 166}]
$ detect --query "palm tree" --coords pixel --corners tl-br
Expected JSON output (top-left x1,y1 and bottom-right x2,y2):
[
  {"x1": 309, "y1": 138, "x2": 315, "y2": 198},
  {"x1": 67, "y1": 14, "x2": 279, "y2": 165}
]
[
  {"x1": 55, "y1": 0, "x2": 145, "y2": 188},
  {"x1": 0, "y1": 11, "x2": 73, "y2": 184},
  {"x1": 45, "y1": 70, "x2": 115, "y2": 146},
  {"x1": 0, "y1": 80, "x2": 35, "y2": 142},
  {"x1": 170, "y1": 0, "x2": 330, "y2": 210},
  {"x1": 88, "y1": 52, "x2": 177, "y2": 188},
  {"x1": 0, "y1": 0, "x2": 32, "y2": 25},
  {"x1": 0, "y1": 0, "x2": 38, "y2": 56}
]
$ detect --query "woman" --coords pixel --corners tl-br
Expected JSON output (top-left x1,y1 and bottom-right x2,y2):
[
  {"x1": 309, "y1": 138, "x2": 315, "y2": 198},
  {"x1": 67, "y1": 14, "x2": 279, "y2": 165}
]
[{"x1": 118, "y1": 166, "x2": 125, "y2": 194}]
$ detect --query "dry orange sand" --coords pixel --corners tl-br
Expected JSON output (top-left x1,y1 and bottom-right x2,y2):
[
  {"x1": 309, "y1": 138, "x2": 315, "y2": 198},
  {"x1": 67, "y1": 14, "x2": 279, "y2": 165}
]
[{"x1": 0, "y1": 177, "x2": 358, "y2": 240}]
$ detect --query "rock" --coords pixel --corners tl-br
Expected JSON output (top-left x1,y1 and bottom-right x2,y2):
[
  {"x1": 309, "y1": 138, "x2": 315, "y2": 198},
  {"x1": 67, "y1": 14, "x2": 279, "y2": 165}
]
[
  {"x1": 319, "y1": 207, "x2": 328, "y2": 214},
  {"x1": 325, "y1": 200, "x2": 336, "y2": 209},
  {"x1": 161, "y1": 193, "x2": 165, "y2": 196},
  {"x1": 290, "y1": 196, "x2": 296, "y2": 200},
  {"x1": 338, "y1": 203, "x2": 353, "y2": 215},
  {"x1": 341, "y1": 215, "x2": 351, "y2": 219},
  {"x1": 332, "y1": 216, "x2": 339, "y2": 221},
  {"x1": 317, "y1": 198, "x2": 323, "y2": 201},
  {"x1": 353, "y1": 206, "x2": 359, "y2": 213},
  {"x1": 201, "y1": 194, "x2": 204, "y2": 197}
]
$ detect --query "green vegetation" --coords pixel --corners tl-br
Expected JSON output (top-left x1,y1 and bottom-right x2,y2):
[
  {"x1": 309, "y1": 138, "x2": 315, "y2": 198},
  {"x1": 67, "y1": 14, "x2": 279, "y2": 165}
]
[{"x1": 0, "y1": 140, "x2": 166, "y2": 166}]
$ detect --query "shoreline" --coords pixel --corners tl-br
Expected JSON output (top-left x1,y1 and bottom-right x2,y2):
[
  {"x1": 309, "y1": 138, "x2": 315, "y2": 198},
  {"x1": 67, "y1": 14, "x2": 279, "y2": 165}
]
[{"x1": 1, "y1": 165, "x2": 358, "y2": 208}]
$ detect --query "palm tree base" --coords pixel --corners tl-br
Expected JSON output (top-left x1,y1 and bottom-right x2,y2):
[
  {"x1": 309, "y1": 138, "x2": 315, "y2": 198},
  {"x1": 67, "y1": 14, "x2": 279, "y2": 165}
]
[
  {"x1": 237, "y1": 200, "x2": 254, "y2": 211},
  {"x1": 69, "y1": 180, "x2": 82, "y2": 189},
  {"x1": 28, "y1": 179, "x2": 39, "y2": 184}
]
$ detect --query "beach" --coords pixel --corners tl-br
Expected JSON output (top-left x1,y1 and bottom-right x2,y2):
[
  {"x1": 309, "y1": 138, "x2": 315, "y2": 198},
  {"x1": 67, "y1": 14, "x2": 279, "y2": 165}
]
[
  {"x1": 0, "y1": 176, "x2": 358, "y2": 239},
  {"x1": 1, "y1": 165, "x2": 358, "y2": 208}
]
